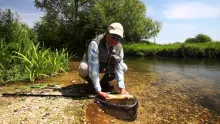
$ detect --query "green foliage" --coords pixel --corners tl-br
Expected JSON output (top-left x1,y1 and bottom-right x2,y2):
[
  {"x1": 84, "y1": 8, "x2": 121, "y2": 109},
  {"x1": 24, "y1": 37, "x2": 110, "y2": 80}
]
[
  {"x1": 185, "y1": 38, "x2": 197, "y2": 43},
  {"x1": 123, "y1": 42, "x2": 220, "y2": 58},
  {"x1": 139, "y1": 40, "x2": 154, "y2": 44},
  {"x1": 181, "y1": 46, "x2": 204, "y2": 57},
  {"x1": 205, "y1": 47, "x2": 217, "y2": 57},
  {"x1": 0, "y1": 9, "x2": 70, "y2": 84},
  {"x1": 195, "y1": 34, "x2": 212, "y2": 43},
  {"x1": 34, "y1": 16, "x2": 67, "y2": 49},
  {"x1": 0, "y1": 9, "x2": 18, "y2": 43},
  {"x1": 136, "y1": 52, "x2": 145, "y2": 56},
  {"x1": 15, "y1": 83, "x2": 49, "y2": 90},
  {"x1": 0, "y1": 64, "x2": 4, "y2": 85},
  {"x1": 14, "y1": 43, "x2": 70, "y2": 82},
  {"x1": 33, "y1": 0, "x2": 162, "y2": 53},
  {"x1": 0, "y1": 9, "x2": 35, "y2": 43},
  {"x1": 185, "y1": 34, "x2": 212, "y2": 43}
]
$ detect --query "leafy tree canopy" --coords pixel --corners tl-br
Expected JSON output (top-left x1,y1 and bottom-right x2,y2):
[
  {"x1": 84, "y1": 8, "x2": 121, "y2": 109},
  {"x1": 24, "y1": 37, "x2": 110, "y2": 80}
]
[
  {"x1": 0, "y1": 9, "x2": 35, "y2": 43},
  {"x1": 34, "y1": 0, "x2": 162, "y2": 53},
  {"x1": 185, "y1": 33, "x2": 212, "y2": 43}
]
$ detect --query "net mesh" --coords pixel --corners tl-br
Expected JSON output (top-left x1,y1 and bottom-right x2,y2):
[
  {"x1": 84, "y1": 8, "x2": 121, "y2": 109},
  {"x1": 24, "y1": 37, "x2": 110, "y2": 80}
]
[{"x1": 95, "y1": 95, "x2": 138, "y2": 121}]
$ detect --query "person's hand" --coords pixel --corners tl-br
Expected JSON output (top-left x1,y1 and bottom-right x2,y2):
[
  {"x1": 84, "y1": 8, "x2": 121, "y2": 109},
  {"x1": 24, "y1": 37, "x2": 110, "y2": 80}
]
[
  {"x1": 120, "y1": 88, "x2": 129, "y2": 95},
  {"x1": 97, "y1": 91, "x2": 110, "y2": 99}
]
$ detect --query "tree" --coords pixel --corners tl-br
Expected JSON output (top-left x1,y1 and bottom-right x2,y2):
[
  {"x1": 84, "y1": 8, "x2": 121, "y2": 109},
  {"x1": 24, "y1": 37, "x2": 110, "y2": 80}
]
[
  {"x1": 0, "y1": 9, "x2": 34, "y2": 43},
  {"x1": 185, "y1": 38, "x2": 197, "y2": 43},
  {"x1": 93, "y1": 0, "x2": 162, "y2": 42},
  {"x1": 34, "y1": 0, "x2": 162, "y2": 53},
  {"x1": 143, "y1": 19, "x2": 161, "y2": 43},
  {"x1": 185, "y1": 34, "x2": 212, "y2": 43},
  {"x1": 0, "y1": 9, "x2": 35, "y2": 69},
  {"x1": 151, "y1": 21, "x2": 162, "y2": 43},
  {"x1": 34, "y1": 0, "x2": 96, "y2": 51},
  {"x1": 0, "y1": 8, "x2": 19, "y2": 43},
  {"x1": 195, "y1": 34, "x2": 212, "y2": 43}
]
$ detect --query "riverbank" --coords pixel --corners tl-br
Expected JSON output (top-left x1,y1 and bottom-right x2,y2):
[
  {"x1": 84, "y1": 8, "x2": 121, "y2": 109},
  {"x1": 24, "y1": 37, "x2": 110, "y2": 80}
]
[
  {"x1": 0, "y1": 61, "x2": 219, "y2": 123},
  {"x1": 123, "y1": 42, "x2": 220, "y2": 58}
]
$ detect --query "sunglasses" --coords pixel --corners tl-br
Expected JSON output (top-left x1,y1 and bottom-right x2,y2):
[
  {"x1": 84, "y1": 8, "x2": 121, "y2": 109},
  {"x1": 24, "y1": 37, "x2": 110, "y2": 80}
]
[{"x1": 110, "y1": 34, "x2": 121, "y2": 41}]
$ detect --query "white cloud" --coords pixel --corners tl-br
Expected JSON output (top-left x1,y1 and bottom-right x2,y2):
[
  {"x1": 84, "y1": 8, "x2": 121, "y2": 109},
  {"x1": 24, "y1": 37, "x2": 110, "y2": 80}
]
[{"x1": 163, "y1": 2, "x2": 220, "y2": 19}]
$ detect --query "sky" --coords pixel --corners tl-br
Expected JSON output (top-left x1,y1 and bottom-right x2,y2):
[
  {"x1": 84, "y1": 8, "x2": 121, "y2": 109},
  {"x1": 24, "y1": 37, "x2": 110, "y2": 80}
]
[{"x1": 0, "y1": 0, "x2": 220, "y2": 44}]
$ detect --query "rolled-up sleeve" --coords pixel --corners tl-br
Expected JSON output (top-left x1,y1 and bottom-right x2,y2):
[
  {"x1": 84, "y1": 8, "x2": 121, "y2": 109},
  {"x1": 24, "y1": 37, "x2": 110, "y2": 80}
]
[
  {"x1": 115, "y1": 48, "x2": 125, "y2": 89},
  {"x1": 88, "y1": 41, "x2": 101, "y2": 92}
]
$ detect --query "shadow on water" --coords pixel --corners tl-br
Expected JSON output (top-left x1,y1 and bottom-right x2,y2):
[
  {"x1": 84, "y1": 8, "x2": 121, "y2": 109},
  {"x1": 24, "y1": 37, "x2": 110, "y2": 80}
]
[
  {"x1": 59, "y1": 83, "x2": 88, "y2": 95},
  {"x1": 197, "y1": 94, "x2": 220, "y2": 115},
  {"x1": 56, "y1": 83, "x2": 96, "y2": 100},
  {"x1": 1, "y1": 83, "x2": 95, "y2": 100}
]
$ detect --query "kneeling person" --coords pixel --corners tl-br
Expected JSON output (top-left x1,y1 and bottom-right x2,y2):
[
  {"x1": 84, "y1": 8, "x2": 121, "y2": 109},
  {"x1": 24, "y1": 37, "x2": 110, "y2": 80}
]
[{"x1": 78, "y1": 22, "x2": 129, "y2": 99}]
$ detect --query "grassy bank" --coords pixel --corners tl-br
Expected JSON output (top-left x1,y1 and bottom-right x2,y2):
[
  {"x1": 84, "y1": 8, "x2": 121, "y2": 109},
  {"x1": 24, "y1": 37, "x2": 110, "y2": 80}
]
[
  {"x1": 0, "y1": 39, "x2": 70, "y2": 85},
  {"x1": 0, "y1": 10, "x2": 71, "y2": 85},
  {"x1": 123, "y1": 42, "x2": 220, "y2": 58}
]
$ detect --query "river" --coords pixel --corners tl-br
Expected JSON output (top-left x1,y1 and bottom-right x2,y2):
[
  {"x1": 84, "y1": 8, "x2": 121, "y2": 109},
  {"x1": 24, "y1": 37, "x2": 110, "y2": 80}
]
[
  {"x1": 85, "y1": 57, "x2": 220, "y2": 123},
  {"x1": 126, "y1": 57, "x2": 220, "y2": 84},
  {"x1": 1, "y1": 57, "x2": 219, "y2": 123}
]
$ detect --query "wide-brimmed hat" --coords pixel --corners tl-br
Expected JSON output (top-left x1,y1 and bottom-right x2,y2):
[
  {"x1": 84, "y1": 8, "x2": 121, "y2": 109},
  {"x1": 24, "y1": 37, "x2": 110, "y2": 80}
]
[{"x1": 108, "y1": 22, "x2": 124, "y2": 38}]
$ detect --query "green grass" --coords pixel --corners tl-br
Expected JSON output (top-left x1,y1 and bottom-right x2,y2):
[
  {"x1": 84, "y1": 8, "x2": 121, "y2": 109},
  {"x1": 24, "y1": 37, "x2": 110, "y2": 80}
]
[
  {"x1": 14, "y1": 43, "x2": 70, "y2": 81},
  {"x1": 123, "y1": 42, "x2": 220, "y2": 57},
  {"x1": 0, "y1": 38, "x2": 70, "y2": 84},
  {"x1": 0, "y1": 10, "x2": 71, "y2": 84},
  {"x1": 15, "y1": 83, "x2": 49, "y2": 90}
]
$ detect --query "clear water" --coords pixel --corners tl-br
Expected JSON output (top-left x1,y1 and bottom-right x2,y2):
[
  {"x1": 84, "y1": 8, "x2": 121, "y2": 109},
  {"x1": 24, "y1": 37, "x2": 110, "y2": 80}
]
[{"x1": 125, "y1": 57, "x2": 220, "y2": 84}]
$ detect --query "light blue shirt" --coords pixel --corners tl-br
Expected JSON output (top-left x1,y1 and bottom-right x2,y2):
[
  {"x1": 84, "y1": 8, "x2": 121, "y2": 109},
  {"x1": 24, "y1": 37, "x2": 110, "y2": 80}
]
[{"x1": 87, "y1": 40, "x2": 125, "y2": 92}]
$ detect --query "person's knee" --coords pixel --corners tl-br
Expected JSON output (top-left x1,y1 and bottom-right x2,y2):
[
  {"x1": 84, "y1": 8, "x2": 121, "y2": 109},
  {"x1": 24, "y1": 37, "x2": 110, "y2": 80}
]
[
  {"x1": 122, "y1": 63, "x2": 128, "y2": 72},
  {"x1": 78, "y1": 62, "x2": 89, "y2": 78}
]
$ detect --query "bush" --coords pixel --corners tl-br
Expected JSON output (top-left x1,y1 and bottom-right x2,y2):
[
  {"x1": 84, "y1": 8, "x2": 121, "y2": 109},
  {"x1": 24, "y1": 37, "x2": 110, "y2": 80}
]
[
  {"x1": 0, "y1": 64, "x2": 4, "y2": 84},
  {"x1": 185, "y1": 34, "x2": 212, "y2": 43},
  {"x1": 205, "y1": 47, "x2": 217, "y2": 57},
  {"x1": 136, "y1": 51, "x2": 145, "y2": 56},
  {"x1": 185, "y1": 38, "x2": 197, "y2": 43},
  {"x1": 195, "y1": 34, "x2": 212, "y2": 43}
]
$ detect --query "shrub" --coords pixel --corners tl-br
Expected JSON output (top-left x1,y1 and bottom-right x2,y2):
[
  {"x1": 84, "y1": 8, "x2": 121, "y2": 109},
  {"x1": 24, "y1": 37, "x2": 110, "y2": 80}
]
[
  {"x1": 195, "y1": 34, "x2": 212, "y2": 43},
  {"x1": 136, "y1": 51, "x2": 145, "y2": 56},
  {"x1": 0, "y1": 64, "x2": 3, "y2": 84},
  {"x1": 205, "y1": 47, "x2": 216, "y2": 57},
  {"x1": 185, "y1": 38, "x2": 197, "y2": 43},
  {"x1": 185, "y1": 34, "x2": 212, "y2": 43},
  {"x1": 140, "y1": 40, "x2": 153, "y2": 44}
]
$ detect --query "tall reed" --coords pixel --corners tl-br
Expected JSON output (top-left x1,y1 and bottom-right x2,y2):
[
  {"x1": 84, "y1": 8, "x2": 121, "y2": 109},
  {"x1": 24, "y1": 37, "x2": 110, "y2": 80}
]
[
  {"x1": 0, "y1": 36, "x2": 70, "y2": 83},
  {"x1": 0, "y1": 9, "x2": 71, "y2": 84},
  {"x1": 14, "y1": 43, "x2": 70, "y2": 82}
]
